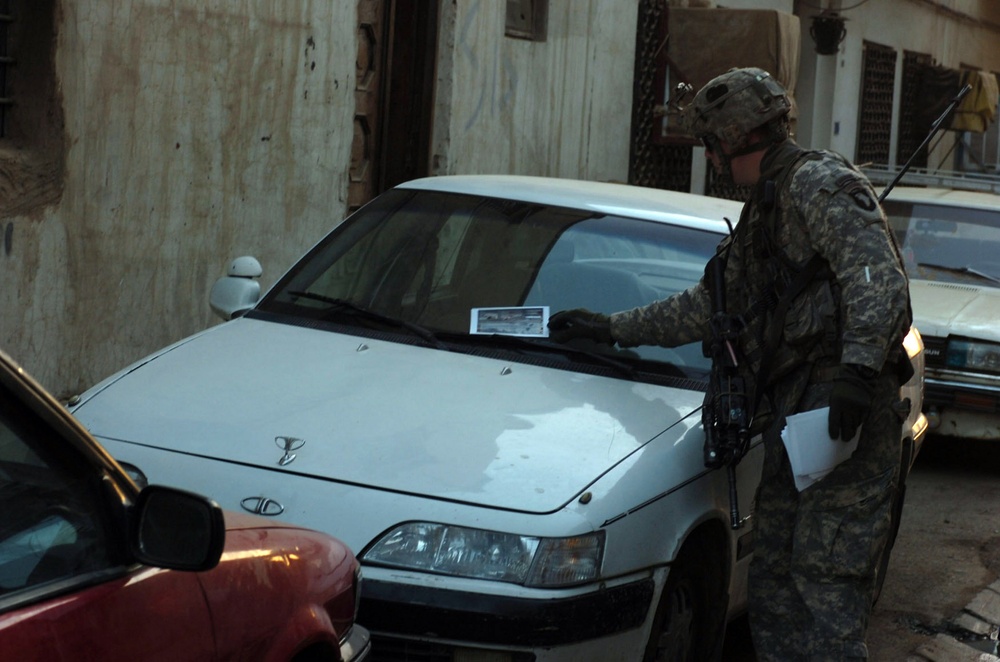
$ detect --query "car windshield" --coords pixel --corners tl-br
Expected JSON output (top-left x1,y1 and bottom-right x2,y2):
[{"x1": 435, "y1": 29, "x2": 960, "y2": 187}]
[
  {"x1": 884, "y1": 200, "x2": 1000, "y2": 287},
  {"x1": 257, "y1": 188, "x2": 722, "y2": 377},
  {"x1": 0, "y1": 386, "x2": 115, "y2": 594}
]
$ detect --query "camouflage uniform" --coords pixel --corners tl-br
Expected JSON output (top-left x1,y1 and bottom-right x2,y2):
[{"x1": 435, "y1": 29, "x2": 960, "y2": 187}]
[{"x1": 611, "y1": 138, "x2": 911, "y2": 660}]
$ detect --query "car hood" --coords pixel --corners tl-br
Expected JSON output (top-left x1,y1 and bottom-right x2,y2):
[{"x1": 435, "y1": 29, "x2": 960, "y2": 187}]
[
  {"x1": 74, "y1": 318, "x2": 702, "y2": 514},
  {"x1": 909, "y1": 279, "x2": 1000, "y2": 342},
  {"x1": 222, "y1": 509, "x2": 303, "y2": 533}
]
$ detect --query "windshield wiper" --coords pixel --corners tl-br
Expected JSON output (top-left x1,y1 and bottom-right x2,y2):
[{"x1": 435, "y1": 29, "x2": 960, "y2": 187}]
[
  {"x1": 287, "y1": 291, "x2": 447, "y2": 349},
  {"x1": 916, "y1": 262, "x2": 1000, "y2": 286},
  {"x1": 443, "y1": 332, "x2": 639, "y2": 380}
]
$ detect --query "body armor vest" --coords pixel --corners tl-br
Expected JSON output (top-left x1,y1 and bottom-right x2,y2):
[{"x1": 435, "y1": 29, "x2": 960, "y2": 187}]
[{"x1": 719, "y1": 143, "x2": 842, "y2": 427}]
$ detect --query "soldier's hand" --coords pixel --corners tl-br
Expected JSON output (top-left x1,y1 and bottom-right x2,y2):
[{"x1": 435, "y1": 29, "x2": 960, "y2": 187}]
[
  {"x1": 548, "y1": 309, "x2": 613, "y2": 345},
  {"x1": 828, "y1": 364, "x2": 877, "y2": 441}
]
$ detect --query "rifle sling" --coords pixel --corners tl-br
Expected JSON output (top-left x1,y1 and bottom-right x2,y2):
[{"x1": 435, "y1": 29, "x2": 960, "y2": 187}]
[{"x1": 751, "y1": 252, "x2": 827, "y2": 416}]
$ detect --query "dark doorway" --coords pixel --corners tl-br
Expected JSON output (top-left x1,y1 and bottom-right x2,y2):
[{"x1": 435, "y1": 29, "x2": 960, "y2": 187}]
[
  {"x1": 379, "y1": 1, "x2": 438, "y2": 192},
  {"x1": 348, "y1": 0, "x2": 438, "y2": 212}
]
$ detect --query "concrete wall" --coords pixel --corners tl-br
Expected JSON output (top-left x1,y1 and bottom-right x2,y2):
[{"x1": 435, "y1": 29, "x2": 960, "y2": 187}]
[
  {"x1": 2, "y1": 1, "x2": 357, "y2": 395},
  {"x1": 2, "y1": 0, "x2": 650, "y2": 396}
]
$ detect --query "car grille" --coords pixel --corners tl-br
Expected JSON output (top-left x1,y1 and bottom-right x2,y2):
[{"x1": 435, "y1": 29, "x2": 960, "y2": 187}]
[
  {"x1": 368, "y1": 636, "x2": 536, "y2": 662},
  {"x1": 921, "y1": 335, "x2": 948, "y2": 369}
]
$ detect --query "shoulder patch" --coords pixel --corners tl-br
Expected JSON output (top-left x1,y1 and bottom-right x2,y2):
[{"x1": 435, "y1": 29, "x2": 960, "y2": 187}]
[{"x1": 834, "y1": 174, "x2": 877, "y2": 212}]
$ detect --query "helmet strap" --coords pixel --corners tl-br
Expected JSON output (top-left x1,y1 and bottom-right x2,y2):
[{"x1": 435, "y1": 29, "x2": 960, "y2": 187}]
[
  {"x1": 714, "y1": 152, "x2": 736, "y2": 184},
  {"x1": 727, "y1": 137, "x2": 774, "y2": 159},
  {"x1": 726, "y1": 119, "x2": 789, "y2": 159}
]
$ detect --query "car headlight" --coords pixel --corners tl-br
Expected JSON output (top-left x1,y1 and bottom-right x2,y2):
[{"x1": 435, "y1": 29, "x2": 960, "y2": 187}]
[
  {"x1": 946, "y1": 337, "x2": 1000, "y2": 375},
  {"x1": 903, "y1": 326, "x2": 923, "y2": 359},
  {"x1": 361, "y1": 523, "x2": 604, "y2": 587}
]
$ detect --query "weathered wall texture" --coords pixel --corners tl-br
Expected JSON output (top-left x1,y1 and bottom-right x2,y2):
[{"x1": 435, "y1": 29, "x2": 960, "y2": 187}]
[
  {"x1": 2, "y1": 1, "x2": 356, "y2": 395},
  {"x1": 4, "y1": 0, "x2": 651, "y2": 397},
  {"x1": 434, "y1": 0, "x2": 638, "y2": 181}
]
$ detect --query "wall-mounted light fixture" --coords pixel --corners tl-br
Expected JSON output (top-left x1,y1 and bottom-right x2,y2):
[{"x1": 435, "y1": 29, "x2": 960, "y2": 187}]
[{"x1": 810, "y1": 11, "x2": 847, "y2": 55}]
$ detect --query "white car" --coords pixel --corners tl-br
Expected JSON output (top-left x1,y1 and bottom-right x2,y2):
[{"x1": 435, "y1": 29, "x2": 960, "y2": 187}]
[
  {"x1": 70, "y1": 176, "x2": 926, "y2": 661},
  {"x1": 882, "y1": 185, "x2": 1000, "y2": 440}
]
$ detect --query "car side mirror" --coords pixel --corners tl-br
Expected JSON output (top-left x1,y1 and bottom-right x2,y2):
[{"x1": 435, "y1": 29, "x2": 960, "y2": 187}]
[
  {"x1": 132, "y1": 485, "x2": 226, "y2": 571},
  {"x1": 210, "y1": 256, "x2": 262, "y2": 320}
]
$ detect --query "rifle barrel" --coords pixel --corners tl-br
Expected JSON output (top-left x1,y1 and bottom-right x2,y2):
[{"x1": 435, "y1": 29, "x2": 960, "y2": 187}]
[{"x1": 728, "y1": 464, "x2": 742, "y2": 529}]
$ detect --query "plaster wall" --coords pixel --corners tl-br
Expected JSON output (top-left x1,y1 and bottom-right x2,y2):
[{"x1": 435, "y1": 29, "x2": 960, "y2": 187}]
[
  {"x1": 2, "y1": 1, "x2": 356, "y2": 395},
  {"x1": 433, "y1": 0, "x2": 639, "y2": 181},
  {"x1": 797, "y1": 0, "x2": 1000, "y2": 164}
]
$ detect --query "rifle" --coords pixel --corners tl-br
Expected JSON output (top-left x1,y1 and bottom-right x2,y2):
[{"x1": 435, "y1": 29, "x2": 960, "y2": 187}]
[{"x1": 701, "y1": 250, "x2": 751, "y2": 530}]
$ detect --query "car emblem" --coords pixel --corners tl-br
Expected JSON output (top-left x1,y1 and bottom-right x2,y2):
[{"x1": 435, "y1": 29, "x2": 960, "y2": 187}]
[
  {"x1": 275, "y1": 436, "x2": 305, "y2": 466},
  {"x1": 240, "y1": 496, "x2": 285, "y2": 517}
]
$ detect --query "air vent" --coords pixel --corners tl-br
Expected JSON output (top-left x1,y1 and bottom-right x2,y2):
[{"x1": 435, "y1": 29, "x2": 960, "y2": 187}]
[{"x1": 923, "y1": 281, "x2": 981, "y2": 293}]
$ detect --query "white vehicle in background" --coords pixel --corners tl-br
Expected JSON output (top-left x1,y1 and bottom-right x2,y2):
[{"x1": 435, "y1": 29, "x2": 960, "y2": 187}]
[
  {"x1": 70, "y1": 175, "x2": 926, "y2": 661},
  {"x1": 881, "y1": 182, "x2": 1000, "y2": 440}
]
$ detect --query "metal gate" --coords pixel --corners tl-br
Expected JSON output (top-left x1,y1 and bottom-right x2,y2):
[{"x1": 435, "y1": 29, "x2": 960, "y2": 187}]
[
  {"x1": 857, "y1": 41, "x2": 897, "y2": 167},
  {"x1": 628, "y1": 0, "x2": 692, "y2": 193}
]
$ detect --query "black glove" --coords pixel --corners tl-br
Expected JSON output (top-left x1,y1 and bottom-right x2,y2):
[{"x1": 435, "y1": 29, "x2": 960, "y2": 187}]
[
  {"x1": 828, "y1": 364, "x2": 878, "y2": 441},
  {"x1": 548, "y1": 309, "x2": 613, "y2": 345}
]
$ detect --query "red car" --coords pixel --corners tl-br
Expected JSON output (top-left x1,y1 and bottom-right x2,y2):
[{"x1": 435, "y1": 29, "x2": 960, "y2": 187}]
[{"x1": 0, "y1": 348, "x2": 370, "y2": 662}]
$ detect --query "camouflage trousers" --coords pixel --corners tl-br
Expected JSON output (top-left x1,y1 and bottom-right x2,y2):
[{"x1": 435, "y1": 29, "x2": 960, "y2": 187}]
[{"x1": 748, "y1": 371, "x2": 903, "y2": 661}]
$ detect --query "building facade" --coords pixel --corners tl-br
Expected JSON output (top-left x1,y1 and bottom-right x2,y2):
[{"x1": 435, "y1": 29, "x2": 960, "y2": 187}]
[{"x1": 1, "y1": 0, "x2": 998, "y2": 395}]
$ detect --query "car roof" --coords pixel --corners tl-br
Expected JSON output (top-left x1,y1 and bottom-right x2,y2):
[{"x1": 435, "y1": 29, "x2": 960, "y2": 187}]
[
  {"x1": 882, "y1": 185, "x2": 1000, "y2": 212},
  {"x1": 397, "y1": 175, "x2": 741, "y2": 234}
]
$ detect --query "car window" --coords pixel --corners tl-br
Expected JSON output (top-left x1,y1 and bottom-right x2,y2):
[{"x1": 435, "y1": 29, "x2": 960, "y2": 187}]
[
  {"x1": 884, "y1": 200, "x2": 1000, "y2": 287},
  {"x1": 0, "y1": 394, "x2": 115, "y2": 597},
  {"x1": 260, "y1": 189, "x2": 721, "y2": 373}
]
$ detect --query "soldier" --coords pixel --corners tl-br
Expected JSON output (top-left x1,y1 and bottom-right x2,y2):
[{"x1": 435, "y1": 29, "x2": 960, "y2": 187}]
[{"x1": 549, "y1": 67, "x2": 912, "y2": 660}]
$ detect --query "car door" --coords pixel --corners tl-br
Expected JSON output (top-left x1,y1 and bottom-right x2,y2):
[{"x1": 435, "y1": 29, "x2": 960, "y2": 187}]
[{"x1": 0, "y1": 379, "x2": 216, "y2": 662}]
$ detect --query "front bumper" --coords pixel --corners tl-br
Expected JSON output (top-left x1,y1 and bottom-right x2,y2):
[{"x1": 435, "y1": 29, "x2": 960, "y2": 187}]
[
  {"x1": 360, "y1": 576, "x2": 653, "y2": 646},
  {"x1": 341, "y1": 624, "x2": 372, "y2": 661},
  {"x1": 924, "y1": 375, "x2": 1000, "y2": 439},
  {"x1": 925, "y1": 375, "x2": 1000, "y2": 413}
]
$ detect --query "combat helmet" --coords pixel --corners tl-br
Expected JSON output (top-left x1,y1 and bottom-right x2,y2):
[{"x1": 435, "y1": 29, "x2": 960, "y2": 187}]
[{"x1": 684, "y1": 67, "x2": 791, "y2": 154}]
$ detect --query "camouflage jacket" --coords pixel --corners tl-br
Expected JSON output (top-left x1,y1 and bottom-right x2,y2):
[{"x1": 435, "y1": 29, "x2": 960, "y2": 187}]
[{"x1": 611, "y1": 139, "x2": 911, "y2": 393}]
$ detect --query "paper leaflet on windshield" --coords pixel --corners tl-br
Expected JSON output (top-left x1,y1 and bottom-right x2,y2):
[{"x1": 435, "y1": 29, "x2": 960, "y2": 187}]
[{"x1": 470, "y1": 306, "x2": 550, "y2": 337}]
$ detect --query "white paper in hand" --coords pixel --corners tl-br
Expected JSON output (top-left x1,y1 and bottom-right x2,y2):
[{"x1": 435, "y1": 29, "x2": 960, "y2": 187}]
[{"x1": 780, "y1": 407, "x2": 859, "y2": 491}]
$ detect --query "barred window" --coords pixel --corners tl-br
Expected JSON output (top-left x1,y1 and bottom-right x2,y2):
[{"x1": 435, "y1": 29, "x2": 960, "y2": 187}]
[
  {"x1": 896, "y1": 51, "x2": 932, "y2": 170},
  {"x1": 857, "y1": 41, "x2": 897, "y2": 166},
  {"x1": 0, "y1": 0, "x2": 63, "y2": 217}
]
